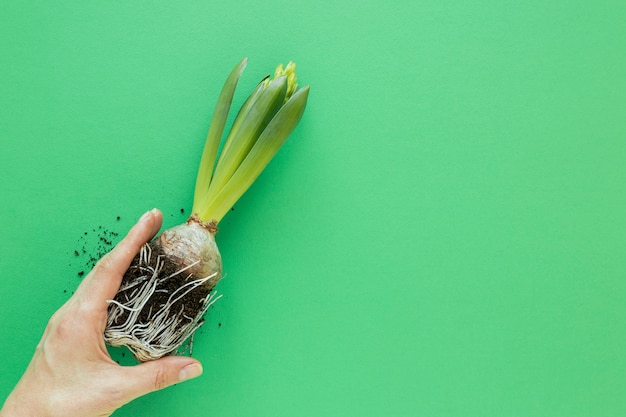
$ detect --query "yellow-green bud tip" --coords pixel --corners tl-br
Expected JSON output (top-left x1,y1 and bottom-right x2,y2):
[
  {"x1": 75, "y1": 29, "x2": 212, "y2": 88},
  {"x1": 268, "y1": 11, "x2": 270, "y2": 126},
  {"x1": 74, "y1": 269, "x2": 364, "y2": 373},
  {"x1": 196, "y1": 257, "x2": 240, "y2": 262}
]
[{"x1": 271, "y1": 61, "x2": 299, "y2": 102}]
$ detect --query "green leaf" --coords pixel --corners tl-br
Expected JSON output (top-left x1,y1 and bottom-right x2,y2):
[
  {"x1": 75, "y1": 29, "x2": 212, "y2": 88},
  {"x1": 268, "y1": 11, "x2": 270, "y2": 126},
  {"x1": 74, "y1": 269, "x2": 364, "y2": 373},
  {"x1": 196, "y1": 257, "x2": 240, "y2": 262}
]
[
  {"x1": 192, "y1": 58, "x2": 247, "y2": 215},
  {"x1": 217, "y1": 75, "x2": 269, "y2": 159}
]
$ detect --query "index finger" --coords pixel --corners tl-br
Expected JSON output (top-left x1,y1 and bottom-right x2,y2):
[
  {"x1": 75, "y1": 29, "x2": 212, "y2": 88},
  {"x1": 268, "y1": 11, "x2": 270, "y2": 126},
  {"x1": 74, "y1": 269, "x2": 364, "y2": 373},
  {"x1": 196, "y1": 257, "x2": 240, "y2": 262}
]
[{"x1": 77, "y1": 208, "x2": 163, "y2": 309}]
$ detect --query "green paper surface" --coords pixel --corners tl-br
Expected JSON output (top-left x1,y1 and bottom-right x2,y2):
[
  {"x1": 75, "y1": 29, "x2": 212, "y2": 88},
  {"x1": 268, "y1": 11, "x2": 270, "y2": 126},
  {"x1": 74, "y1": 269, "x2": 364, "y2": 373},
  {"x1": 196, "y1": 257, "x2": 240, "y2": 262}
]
[{"x1": 1, "y1": 1, "x2": 626, "y2": 416}]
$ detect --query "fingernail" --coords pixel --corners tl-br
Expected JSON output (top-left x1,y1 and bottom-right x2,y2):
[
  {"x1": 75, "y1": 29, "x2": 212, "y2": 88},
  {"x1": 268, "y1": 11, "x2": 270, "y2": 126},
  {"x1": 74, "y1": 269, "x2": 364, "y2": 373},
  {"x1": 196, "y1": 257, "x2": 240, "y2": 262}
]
[
  {"x1": 139, "y1": 211, "x2": 153, "y2": 223},
  {"x1": 150, "y1": 208, "x2": 159, "y2": 216},
  {"x1": 179, "y1": 363, "x2": 203, "y2": 382}
]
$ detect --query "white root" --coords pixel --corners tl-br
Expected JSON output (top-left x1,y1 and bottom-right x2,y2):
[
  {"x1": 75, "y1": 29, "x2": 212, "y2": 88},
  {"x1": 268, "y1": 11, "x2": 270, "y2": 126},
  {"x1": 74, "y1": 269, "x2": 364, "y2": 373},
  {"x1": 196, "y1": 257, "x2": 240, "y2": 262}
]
[{"x1": 104, "y1": 244, "x2": 222, "y2": 361}]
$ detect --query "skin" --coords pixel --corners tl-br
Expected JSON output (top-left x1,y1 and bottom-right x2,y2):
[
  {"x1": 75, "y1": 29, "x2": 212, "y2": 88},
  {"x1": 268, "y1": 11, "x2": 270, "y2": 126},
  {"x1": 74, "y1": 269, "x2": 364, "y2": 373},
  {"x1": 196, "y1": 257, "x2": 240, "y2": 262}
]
[{"x1": 0, "y1": 209, "x2": 203, "y2": 417}]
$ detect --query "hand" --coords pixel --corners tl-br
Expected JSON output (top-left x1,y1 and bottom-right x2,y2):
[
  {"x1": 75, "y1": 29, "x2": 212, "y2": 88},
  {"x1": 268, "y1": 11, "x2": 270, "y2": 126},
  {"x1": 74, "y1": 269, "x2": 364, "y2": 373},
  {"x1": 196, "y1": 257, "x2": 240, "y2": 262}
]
[{"x1": 0, "y1": 209, "x2": 203, "y2": 417}]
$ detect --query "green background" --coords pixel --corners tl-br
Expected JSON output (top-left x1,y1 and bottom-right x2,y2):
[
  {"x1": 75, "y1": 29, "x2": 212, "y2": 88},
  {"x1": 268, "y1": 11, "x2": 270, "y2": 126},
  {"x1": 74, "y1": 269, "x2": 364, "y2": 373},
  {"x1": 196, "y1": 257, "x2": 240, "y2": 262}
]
[{"x1": 1, "y1": 1, "x2": 625, "y2": 416}]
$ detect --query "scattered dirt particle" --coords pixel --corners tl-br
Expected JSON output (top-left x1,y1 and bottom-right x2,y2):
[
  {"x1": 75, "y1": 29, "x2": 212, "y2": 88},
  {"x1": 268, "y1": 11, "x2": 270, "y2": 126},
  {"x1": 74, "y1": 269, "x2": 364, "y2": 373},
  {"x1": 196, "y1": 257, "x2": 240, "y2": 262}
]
[
  {"x1": 180, "y1": 208, "x2": 185, "y2": 213},
  {"x1": 116, "y1": 216, "x2": 120, "y2": 221},
  {"x1": 73, "y1": 224, "x2": 122, "y2": 276}
]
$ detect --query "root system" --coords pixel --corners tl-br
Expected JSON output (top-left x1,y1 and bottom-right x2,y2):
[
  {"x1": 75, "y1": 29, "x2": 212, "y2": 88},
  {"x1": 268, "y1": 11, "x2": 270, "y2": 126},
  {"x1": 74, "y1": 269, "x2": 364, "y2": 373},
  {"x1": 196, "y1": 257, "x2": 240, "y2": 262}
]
[{"x1": 104, "y1": 243, "x2": 221, "y2": 361}]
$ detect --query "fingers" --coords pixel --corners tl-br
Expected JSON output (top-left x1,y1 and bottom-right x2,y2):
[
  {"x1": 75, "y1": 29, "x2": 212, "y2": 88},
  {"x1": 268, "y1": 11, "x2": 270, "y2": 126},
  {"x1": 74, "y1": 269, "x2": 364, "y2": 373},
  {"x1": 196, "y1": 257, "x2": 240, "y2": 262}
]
[
  {"x1": 117, "y1": 357, "x2": 203, "y2": 402},
  {"x1": 77, "y1": 209, "x2": 163, "y2": 309}
]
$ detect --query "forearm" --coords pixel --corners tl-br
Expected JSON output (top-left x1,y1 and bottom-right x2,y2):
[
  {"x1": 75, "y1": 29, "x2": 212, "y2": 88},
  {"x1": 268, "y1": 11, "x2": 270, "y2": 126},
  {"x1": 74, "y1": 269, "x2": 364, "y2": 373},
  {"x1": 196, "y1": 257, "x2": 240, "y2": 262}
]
[
  {"x1": 1, "y1": 393, "x2": 43, "y2": 417},
  {"x1": 0, "y1": 381, "x2": 54, "y2": 417}
]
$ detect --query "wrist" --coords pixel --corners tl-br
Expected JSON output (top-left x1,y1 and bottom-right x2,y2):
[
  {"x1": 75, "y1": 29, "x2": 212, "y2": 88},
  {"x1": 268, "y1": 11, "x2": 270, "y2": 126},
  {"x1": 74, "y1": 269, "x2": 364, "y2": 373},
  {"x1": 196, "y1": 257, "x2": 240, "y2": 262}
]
[{"x1": 1, "y1": 387, "x2": 52, "y2": 417}]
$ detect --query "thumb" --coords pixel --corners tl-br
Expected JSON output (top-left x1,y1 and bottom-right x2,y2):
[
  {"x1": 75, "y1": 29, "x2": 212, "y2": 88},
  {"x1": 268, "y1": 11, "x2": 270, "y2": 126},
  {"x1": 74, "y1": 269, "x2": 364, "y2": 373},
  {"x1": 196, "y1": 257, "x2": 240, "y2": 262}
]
[{"x1": 119, "y1": 357, "x2": 203, "y2": 400}]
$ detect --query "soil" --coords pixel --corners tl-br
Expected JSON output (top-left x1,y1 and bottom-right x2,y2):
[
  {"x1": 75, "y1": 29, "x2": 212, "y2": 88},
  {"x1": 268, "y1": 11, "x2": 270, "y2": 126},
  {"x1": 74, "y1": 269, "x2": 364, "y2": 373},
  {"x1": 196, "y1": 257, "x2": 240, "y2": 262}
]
[{"x1": 109, "y1": 243, "x2": 211, "y2": 338}]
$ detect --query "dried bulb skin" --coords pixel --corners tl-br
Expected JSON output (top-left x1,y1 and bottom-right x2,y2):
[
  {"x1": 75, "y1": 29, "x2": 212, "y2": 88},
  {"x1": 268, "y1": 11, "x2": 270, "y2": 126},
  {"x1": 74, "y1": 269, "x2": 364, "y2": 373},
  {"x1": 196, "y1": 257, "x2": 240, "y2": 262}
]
[
  {"x1": 104, "y1": 218, "x2": 223, "y2": 361},
  {"x1": 155, "y1": 220, "x2": 222, "y2": 291}
]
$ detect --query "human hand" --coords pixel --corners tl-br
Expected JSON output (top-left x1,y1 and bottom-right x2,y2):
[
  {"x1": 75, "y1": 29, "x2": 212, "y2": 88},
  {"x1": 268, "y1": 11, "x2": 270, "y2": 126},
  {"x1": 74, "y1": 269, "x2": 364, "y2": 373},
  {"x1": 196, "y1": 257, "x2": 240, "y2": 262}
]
[{"x1": 0, "y1": 209, "x2": 203, "y2": 417}]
